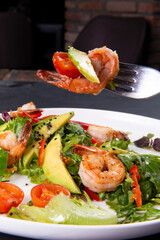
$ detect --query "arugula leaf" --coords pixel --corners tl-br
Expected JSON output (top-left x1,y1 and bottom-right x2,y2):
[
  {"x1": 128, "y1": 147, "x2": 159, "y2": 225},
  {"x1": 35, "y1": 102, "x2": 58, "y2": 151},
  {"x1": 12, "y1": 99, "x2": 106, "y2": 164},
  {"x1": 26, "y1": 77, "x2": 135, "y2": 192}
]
[
  {"x1": 101, "y1": 138, "x2": 130, "y2": 151},
  {"x1": 0, "y1": 118, "x2": 4, "y2": 125},
  {"x1": 141, "y1": 155, "x2": 160, "y2": 192},
  {"x1": 101, "y1": 173, "x2": 133, "y2": 206},
  {"x1": 118, "y1": 154, "x2": 160, "y2": 197},
  {"x1": 0, "y1": 148, "x2": 8, "y2": 181},
  {"x1": 55, "y1": 121, "x2": 91, "y2": 182}
]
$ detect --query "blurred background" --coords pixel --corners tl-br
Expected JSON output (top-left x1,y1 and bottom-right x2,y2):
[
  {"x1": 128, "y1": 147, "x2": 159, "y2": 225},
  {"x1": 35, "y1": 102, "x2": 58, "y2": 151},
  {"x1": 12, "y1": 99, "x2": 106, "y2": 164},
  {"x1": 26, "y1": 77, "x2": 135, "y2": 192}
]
[{"x1": 0, "y1": 0, "x2": 160, "y2": 71}]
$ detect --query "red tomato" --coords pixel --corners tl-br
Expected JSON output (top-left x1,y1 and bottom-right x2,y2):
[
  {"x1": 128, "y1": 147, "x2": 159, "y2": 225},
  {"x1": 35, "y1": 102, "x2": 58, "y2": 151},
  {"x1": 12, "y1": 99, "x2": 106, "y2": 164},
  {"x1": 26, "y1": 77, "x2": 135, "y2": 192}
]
[
  {"x1": 39, "y1": 138, "x2": 45, "y2": 167},
  {"x1": 40, "y1": 115, "x2": 55, "y2": 120},
  {"x1": 91, "y1": 137, "x2": 102, "y2": 146},
  {"x1": 70, "y1": 120, "x2": 89, "y2": 131},
  {"x1": 0, "y1": 182, "x2": 24, "y2": 213},
  {"x1": 31, "y1": 183, "x2": 71, "y2": 208},
  {"x1": 53, "y1": 52, "x2": 81, "y2": 79},
  {"x1": 85, "y1": 187, "x2": 100, "y2": 201},
  {"x1": 21, "y1": 110, "x2": 42, "y2": 123},
  {"x1": 130, "y1": 164, "x2": 142, "y2": 207}
]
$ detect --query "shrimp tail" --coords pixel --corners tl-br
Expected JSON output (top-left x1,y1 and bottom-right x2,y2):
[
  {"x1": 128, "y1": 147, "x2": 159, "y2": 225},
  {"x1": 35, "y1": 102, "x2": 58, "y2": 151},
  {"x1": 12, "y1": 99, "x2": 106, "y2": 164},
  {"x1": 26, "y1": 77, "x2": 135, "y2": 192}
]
[
  {"x1": 74, "y1": 144, "x2": 105, "y2": 155},
  {"x1": 37, "y1": 70, "x2": 72, "y2": 90},
  {"x1": 37, "y1": 70, "x2": 98, "y2": 94},
  {"x1": 115, "y1": 131, "x2": 129, "y2": 141},
  {"x1": 18, "y1": 120, "x2": 32, "y2": 145},
  {"x1": 7, "y1": 121, "x2": 32, "y2": 167}
]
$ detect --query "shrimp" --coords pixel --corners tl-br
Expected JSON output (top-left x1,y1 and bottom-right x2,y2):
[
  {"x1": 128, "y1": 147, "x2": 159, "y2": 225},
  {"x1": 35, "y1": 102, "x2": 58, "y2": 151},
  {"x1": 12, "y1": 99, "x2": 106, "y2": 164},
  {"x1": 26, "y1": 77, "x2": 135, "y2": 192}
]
[
  {"x1": 19, "y1": 102, "x2": 36, "y2": 111},
  {"x1": 74, "y1": 145, "x2": 126, "y2": 193},
  {"x1": 0, "y1": 120, "x2": 32, "y2": 167},
  {"x1": 10, "y1": 102, "x2": 42, "y2": 119},
  {"x1": 37, "y1": 46, "x2": 119, "y2": 95},
  {"x1": 86, "y1": 124, "x2": 128, "y2": 143}
]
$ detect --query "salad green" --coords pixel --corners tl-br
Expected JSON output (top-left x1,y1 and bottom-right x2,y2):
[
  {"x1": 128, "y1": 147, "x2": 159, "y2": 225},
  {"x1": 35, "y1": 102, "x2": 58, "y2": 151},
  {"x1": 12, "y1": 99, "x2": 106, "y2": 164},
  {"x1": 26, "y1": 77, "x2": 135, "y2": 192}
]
[{"x1": 0, "y1": 106, "x2": 160, "y2": 225}]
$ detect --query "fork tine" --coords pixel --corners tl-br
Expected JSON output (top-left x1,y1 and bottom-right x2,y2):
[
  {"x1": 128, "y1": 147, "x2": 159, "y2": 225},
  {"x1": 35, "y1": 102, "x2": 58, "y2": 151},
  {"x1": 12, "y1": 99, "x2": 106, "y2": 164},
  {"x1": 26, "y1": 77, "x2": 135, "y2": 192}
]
[
  {"x1": 105, "y1": 62, "x2": 160, "y2": 99},
  {"x1": 119, "y1": 62, "x2": 137, "y2": 72},
  {"x1": 115, "y1": 75, "x2": 136, "y2": 83},
  {"x1": 106, "y1": 84, "x2": 135, "y2": 97}
]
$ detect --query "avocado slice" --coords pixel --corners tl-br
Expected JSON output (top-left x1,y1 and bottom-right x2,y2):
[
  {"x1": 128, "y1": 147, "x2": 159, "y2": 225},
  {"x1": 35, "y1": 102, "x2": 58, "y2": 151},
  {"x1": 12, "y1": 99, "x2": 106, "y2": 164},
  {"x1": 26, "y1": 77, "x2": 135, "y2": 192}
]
[
  {"x1": 9, "y1": 193, "x2": 117, "y2": 225},
  {"x1": 68, "y1": 46, "x2": 100, "y2": 83},
  {"x1": 42, "y1": 134, "x2": 81, "y2": 194},
  {"x1": 22, "y1": 112, "x2": 74, "y2": 168}
]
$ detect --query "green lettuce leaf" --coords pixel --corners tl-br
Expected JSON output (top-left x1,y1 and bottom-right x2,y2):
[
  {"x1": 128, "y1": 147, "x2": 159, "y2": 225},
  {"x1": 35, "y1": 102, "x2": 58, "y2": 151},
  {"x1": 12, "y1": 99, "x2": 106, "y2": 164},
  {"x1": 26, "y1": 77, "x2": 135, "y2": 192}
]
[
  {"x1": 18, "y1": 157, "x2": 47, "y2": 184},
  {"x1": 8, "y1": 192, "x2": 117, "y2": 225}
]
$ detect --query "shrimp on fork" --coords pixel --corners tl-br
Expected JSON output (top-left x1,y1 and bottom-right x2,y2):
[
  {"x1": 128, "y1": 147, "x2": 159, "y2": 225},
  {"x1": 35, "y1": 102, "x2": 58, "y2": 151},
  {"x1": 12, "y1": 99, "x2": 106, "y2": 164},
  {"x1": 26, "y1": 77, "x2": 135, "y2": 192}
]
[
  {"x1": 37, "y1": 46, "x2": 119, "y2": 95},
  {"x1": 0, "y1": 121, "x2": 32, "y2": 167},
  {"x1": 74, "y1": 145, "x2": 126, "y2": 193}
]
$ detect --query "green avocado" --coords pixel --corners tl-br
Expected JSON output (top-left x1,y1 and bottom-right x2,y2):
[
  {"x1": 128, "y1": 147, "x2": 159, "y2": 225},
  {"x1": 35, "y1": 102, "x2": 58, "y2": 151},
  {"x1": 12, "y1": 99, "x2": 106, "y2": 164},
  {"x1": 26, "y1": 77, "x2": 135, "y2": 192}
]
[
  {"x1": 22, "y1": 112, "x2": 74, "y2": 168},
  {"x1": 68, "y1": 46, "x2": 100, "y2": 83},
  {"x1": 42, "y1": 134, "x2": 81, "y2": 194}
]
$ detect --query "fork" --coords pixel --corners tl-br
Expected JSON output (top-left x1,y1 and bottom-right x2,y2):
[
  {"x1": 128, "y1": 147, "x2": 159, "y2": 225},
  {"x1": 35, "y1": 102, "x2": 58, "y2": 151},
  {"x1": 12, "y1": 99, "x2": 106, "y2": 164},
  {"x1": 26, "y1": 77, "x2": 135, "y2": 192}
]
[{"x1": 105, "y1": 62, "x2": 160, "y2": 99}]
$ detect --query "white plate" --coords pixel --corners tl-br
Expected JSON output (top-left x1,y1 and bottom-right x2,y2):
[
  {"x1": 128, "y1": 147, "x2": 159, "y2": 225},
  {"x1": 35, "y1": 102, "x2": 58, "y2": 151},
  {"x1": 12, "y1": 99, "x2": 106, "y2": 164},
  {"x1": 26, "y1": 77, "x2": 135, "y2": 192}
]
[{"x1": 1, "y1": 108, "x2": 160, "y2": 240}]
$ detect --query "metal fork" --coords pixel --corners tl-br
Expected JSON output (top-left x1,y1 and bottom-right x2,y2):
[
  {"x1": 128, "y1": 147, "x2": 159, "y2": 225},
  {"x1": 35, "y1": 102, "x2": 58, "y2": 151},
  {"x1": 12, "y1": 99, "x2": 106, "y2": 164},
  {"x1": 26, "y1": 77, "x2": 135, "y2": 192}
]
[{"x1": 105, "y1": 62, "x2": 160, "y2": 99}]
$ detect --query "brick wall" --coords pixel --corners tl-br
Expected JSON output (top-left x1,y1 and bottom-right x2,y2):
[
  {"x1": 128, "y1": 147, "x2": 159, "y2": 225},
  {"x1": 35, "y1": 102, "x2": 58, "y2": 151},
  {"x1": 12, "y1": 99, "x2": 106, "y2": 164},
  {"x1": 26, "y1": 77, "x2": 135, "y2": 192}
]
[{"x1": 64, "y1": 0, "x2": 160, "y2": 70}]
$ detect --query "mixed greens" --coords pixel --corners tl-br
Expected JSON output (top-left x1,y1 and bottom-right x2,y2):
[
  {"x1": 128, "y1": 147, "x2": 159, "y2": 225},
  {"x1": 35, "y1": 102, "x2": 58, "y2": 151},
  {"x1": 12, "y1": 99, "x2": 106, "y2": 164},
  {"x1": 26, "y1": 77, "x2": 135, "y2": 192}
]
[{"x1": 0, "y1": 106, "x2": 160, "y2": 225}]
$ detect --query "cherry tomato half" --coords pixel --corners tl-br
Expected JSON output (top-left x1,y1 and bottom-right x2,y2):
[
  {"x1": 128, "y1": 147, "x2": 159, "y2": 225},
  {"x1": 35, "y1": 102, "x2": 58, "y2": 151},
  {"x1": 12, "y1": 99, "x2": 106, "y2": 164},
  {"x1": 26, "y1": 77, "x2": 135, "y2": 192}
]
[
  {"x1": 53, "y1": 52, "x2": 81, "y2": 79},
  {"x1": 0, "y1": 182, "x2": 24, "y2": 213},
  {"x1": 31, "y1": 183, "x2": 71, "y2": 208}
]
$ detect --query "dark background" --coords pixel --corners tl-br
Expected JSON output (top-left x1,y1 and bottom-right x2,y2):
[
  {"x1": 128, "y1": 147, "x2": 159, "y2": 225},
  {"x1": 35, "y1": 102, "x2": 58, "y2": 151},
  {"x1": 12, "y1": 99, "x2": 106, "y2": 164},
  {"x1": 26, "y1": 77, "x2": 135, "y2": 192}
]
[{"x1": 0, "y1": 0, "x2": 65, "y2": 70}]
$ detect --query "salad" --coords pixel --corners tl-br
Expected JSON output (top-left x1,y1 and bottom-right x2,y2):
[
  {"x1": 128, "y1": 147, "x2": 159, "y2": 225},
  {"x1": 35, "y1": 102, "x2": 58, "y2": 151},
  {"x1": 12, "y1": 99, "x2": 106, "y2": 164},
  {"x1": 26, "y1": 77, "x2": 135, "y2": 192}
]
[{"x1": 0, "y1": 102, "x2": 160, "y2": 225}]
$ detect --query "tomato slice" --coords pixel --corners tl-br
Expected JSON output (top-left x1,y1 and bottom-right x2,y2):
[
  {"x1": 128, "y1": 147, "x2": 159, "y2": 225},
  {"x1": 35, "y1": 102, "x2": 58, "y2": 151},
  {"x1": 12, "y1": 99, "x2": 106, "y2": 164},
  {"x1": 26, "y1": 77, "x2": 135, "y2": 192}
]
[
  {"x1": 31, "y1": 183, "x2": 71, "y2": 208},
  {"x1": 0, "y1": 182, "x2": 24, "y2": 213},
  {"x1": 53, "y1": 52, "x2": 81, "y2": 79}
]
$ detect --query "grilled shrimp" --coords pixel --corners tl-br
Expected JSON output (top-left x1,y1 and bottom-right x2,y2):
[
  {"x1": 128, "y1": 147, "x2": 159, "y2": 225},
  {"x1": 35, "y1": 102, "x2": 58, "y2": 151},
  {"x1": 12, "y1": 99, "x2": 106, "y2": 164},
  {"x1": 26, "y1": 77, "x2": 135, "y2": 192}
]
[
  {"x1": 87, "y1": 124, "x2": 128, "y2": 143},
  {"x1": 10, "y1": 102, "x2": 41, "y2": 119},
  {"x1": 0, "y1": 121, "x2": 32, "y2": 167},
  {"x1": 19, "y1": 102, "x2": 36, "y2": 111},
  {"x1": 37, "y1": 46, "x2": 119, "y2": 95},
  {"x1": 74, "y1": 145, "x2": 126, "y2": 193}
]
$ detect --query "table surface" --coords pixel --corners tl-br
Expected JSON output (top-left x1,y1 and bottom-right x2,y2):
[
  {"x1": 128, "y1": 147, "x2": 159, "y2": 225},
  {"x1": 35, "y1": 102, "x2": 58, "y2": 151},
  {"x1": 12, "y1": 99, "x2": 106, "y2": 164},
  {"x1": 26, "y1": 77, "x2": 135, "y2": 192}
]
[{"x1": 0, "y1": 69, "x2": 160, "y2": 240}]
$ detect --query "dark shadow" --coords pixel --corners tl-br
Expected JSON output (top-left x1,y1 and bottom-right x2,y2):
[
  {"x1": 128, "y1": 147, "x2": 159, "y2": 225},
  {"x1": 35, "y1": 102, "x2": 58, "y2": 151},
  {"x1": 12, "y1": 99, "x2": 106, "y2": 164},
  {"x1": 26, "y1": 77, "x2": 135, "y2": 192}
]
[{"x1": 0, "y1": 12, "x2": 33, "y2": 69}]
